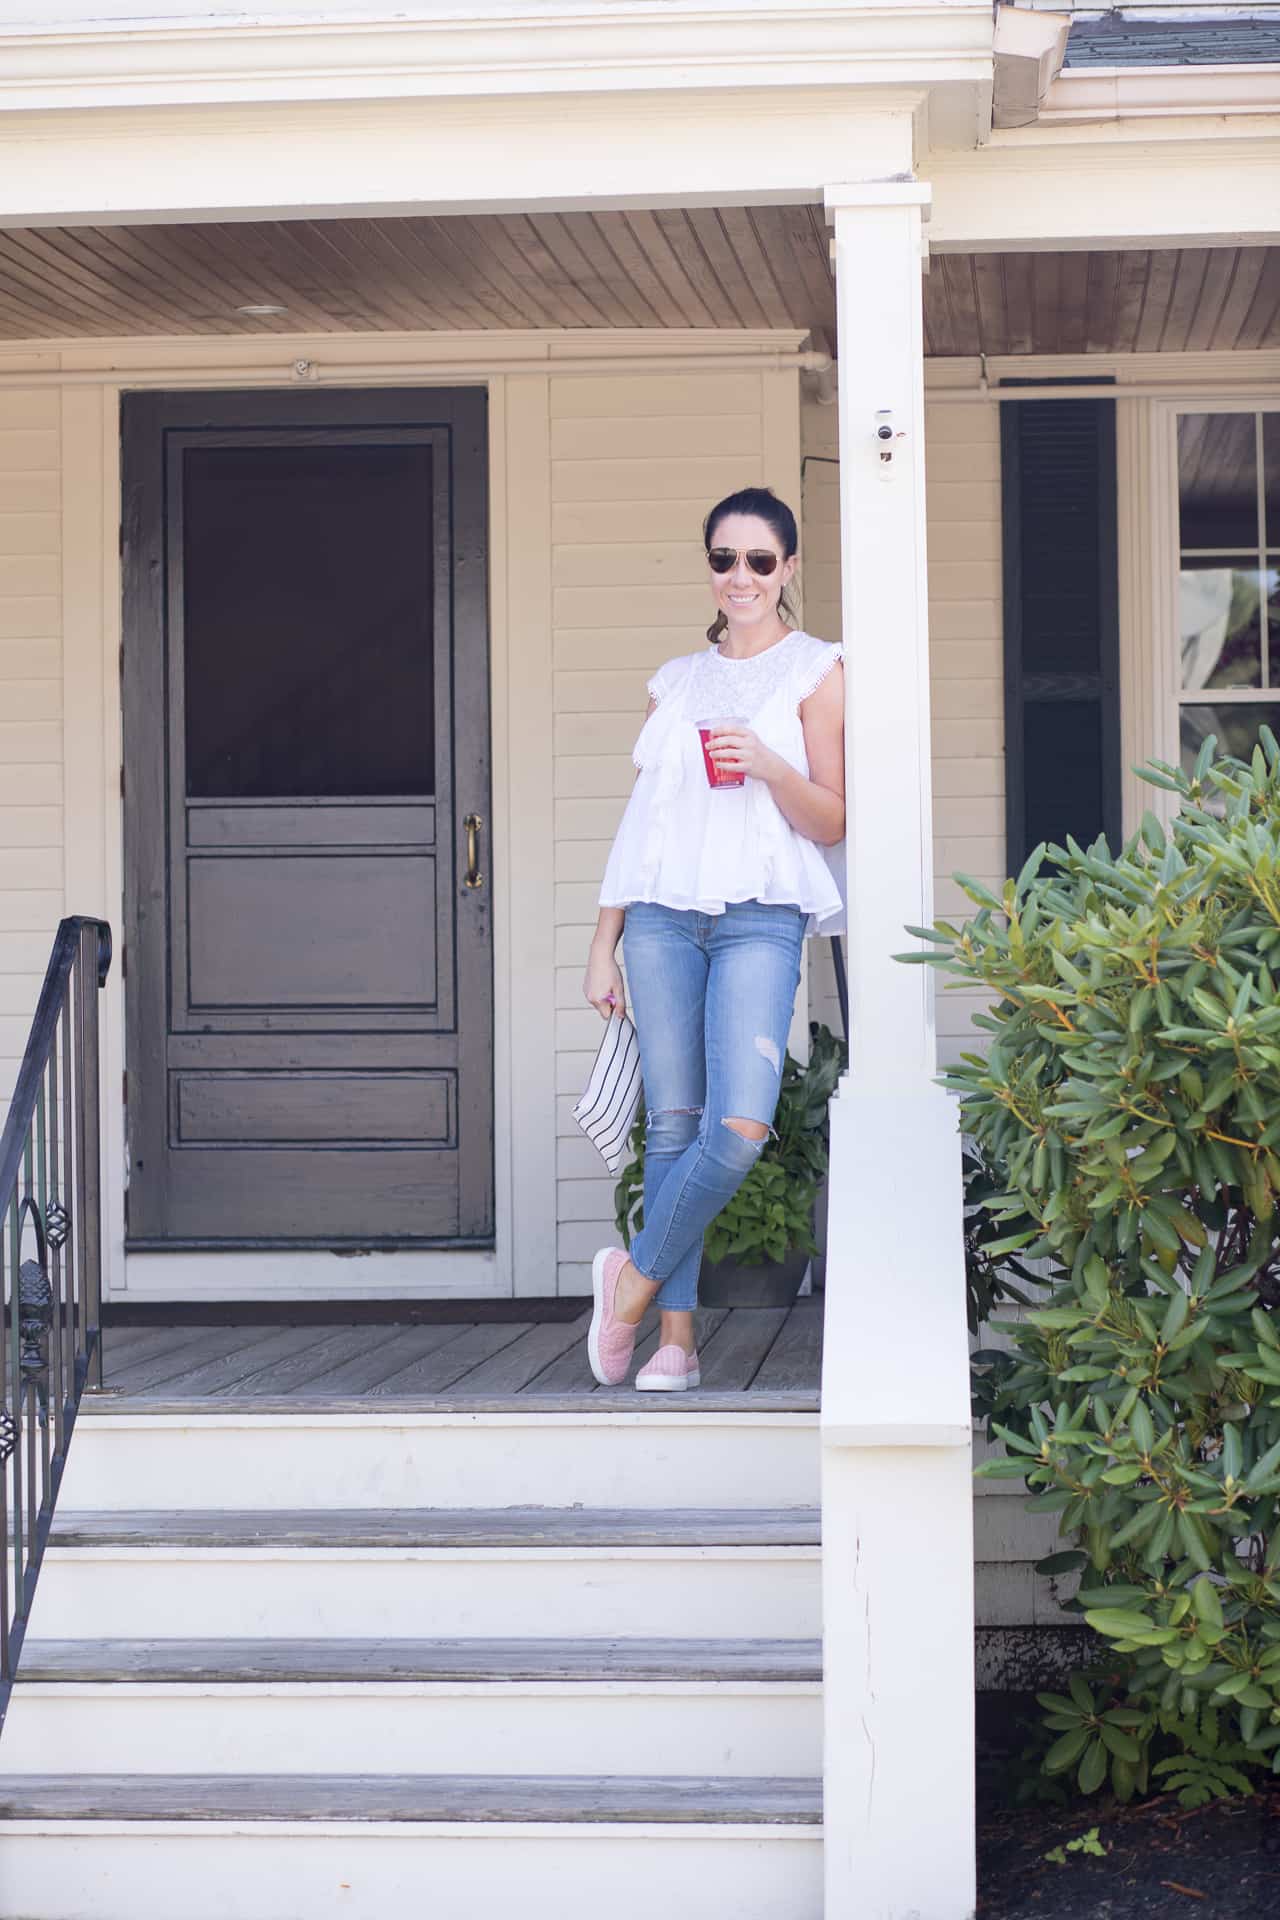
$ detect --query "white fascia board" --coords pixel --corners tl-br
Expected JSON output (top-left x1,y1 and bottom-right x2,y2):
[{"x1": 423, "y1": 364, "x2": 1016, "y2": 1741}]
[
  {"x1": 929, "y1": 127, "x2": 1280, "y2": 251},
  {"x1": 0, "y1": 86, "x2": 923, "y2": 226},
  {"x1": 0, "y1": 3, "x2": 994, "y2": 112},
  {"x1": 1040, "y1": 62, "x2": 1280, "y2": 124}
]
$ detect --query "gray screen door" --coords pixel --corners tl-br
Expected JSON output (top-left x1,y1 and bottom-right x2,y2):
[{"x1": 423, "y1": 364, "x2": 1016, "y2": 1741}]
[{"x1": 121, "y1": 388, "x2": 493, "y2": 1248}]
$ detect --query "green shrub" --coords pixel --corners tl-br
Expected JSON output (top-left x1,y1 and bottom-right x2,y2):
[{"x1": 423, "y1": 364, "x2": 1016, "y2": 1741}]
[
  {"x1": 613, "y1": 1021, "x2": 845, "y2": 1266},
  {"x1": 905, "y1": 735, "x2": 1280, "y2": 1803}
]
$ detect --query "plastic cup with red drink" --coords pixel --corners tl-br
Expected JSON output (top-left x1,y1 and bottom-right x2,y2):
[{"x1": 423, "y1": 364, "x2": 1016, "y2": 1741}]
[{"x1": 696, "y1": 717, "x2": 747, "y2": 790}]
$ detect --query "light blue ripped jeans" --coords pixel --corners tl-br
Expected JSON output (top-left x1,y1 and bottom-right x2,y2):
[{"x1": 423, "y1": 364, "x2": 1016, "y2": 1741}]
[{"x1": 622, "y1": 900, "x2": 806, "y2": 1311}]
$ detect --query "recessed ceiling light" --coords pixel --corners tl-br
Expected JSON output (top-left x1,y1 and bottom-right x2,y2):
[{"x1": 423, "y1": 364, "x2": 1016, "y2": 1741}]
[{"x1": 235, "y1": 303, "x2": 289, "y2": 317}]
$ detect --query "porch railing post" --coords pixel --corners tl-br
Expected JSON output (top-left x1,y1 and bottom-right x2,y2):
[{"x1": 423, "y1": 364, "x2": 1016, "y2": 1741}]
[
  {"x1": 820, "y1": 182, "x2": 975, "y2": 1919},
  {"x1": 76, "y1": 923, "x2": 105, "y2": 1391}
]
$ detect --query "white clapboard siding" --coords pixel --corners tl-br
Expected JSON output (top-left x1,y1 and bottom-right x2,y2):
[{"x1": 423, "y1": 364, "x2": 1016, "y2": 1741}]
[
  {"x1": 549, "y1": 371, "x2": 785, "y2": 1293},
  {"x1": 0, "y1": 392, "x2": 62, "y2": 1108},
  {"x1": 923, "y1": 394, "x2": 1005, "y2": 1068},
  {"x1": 797, "y1": 394, "x2": 1004, "y2": 1060}
]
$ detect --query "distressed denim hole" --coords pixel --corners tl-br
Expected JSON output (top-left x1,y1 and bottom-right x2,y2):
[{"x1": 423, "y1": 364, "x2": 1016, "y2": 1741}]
[{"x1": 753, "y1": 1035, "x2": 781, "y2": 1071}]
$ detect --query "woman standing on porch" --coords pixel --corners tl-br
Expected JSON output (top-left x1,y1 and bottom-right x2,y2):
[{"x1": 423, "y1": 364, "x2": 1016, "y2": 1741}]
[{"x1": 581, "y1": 487, "x2": 846, "y2": 1391}]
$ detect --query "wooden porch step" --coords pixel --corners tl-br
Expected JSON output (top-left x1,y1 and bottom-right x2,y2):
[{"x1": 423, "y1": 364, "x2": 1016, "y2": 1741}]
[
  {"x1": 61, "y1": 1399, "x2": 820, "y2": 1514},
  {"x1": 33, "y1": 1506, "x2": 822, "y2": 1640},
  {"x1": 16, "y1": 1635, "x2": 822, "y2": 1684},
  {"x1": 5, "y1": 1637, "x2": 823, "y2": 1777},
  {"x1": 86, "y1": 1390, "x2": 819, "y2": 1415},
  {"x1": 48, "y1": 1505, "x2": 822, "y2": 1550},
  {"x1": 0, "y1": 1772, "x2": 822, "y2": 1824}
]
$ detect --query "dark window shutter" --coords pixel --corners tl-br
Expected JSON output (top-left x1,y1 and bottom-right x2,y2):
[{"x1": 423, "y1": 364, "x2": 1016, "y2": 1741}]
[{"x1": 1001, "y1": 393, "x2": 1120, "y2": 871}]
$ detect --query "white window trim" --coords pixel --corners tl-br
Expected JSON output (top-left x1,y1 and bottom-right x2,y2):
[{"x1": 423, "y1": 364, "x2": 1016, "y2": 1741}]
[{"x1": 1143, "y1": 395, "x2": 1280, "y2": 822}]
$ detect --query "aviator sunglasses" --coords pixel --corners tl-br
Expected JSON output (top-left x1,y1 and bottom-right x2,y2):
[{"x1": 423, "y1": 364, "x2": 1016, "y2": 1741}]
[{"x1": 706, "y1": 546, "x2": 781, "y2": 577}]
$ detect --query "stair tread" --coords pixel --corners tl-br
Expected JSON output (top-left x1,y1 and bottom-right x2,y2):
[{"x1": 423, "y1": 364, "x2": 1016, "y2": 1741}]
[
  {"x1": 16, "y1": 1636, "x2": 822, "y2": 1684},
  {"x1": 49, "y1": 1506, "x2": 821, "y2": 1549},
  {"x1": 0, "y1": 1772, "x2": 822, "y2": 1825}
]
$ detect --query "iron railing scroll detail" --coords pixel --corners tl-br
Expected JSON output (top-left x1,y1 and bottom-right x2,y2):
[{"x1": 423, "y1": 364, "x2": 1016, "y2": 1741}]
[{"x1": 0, "y1": 917, "x2": 111, "y2": 1729}]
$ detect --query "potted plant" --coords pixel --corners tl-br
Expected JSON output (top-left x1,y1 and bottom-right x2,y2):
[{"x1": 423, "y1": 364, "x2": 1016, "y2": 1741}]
[{"x1": 613, "y1": 1021, "x2": 846, "y2": 1308}]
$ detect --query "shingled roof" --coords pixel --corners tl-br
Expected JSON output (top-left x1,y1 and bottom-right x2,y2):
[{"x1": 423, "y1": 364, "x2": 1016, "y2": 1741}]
[{"x1": 1064, "y1": 13, "x2": 1280, "y2": 66}]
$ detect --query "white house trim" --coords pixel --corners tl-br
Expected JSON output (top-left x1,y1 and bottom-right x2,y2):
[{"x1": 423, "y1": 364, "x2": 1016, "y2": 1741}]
[
  {"x1": 0, "y1": 88, "x2": 923, "y2": 227},
  {"x1": 1140, "y1": 391, "x2": 1280, "y2": 836},
  {"x1": 0, "y1": 2, "x2": 995, "y2": 112},
  {"x1": 931, "y1": 131, "x2": 1280, "y2": 251},
  {"x1": 1041, "y1": 62, "x2": 1280, "y2": 126},
  {"x1": 0, "y1": 345, "x2": 829, "y2": 392},
  {"x1": 924, "y1": 348, "x2": 1280, "y2": 391}
]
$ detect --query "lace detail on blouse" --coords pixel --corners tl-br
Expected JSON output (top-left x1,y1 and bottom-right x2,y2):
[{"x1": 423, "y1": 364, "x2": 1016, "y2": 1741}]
[{"x1": 682, "y1": 629, "x2": 808, "y2": 722}]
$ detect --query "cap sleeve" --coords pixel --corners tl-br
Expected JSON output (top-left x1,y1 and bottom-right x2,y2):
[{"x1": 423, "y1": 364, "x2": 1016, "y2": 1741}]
[
  {"x1": 794, "y1": 635, "x2": 844, "y2": 709},
  {"x1": 646, "y1": 653, "x2": 695, "y2": 706}
]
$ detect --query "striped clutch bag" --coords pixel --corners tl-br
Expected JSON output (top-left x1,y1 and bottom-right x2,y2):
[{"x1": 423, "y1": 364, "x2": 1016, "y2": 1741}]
[{"x1": 573, "y1": 1011, "x2": 643, "y2": 1174}]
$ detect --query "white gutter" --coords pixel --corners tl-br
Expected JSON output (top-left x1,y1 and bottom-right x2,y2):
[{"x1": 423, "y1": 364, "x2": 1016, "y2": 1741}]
[{"x1": 1040, "y1": 60, "x2": 1280, "y2": 124}]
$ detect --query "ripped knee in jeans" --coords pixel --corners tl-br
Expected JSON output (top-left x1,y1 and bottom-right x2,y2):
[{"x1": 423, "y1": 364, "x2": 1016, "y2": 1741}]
[
  {"x1": 645, "y1": 1105, "x2": 703, "y2": 1153},
  {"x1": 712, "y1": 1115, "x2": 774, "y2": 1171}
]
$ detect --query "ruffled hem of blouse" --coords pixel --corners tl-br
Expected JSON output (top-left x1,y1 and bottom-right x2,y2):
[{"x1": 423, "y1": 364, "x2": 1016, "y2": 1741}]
[{"x1": 600, "y1": 882, "x2": 845, "y2": 924}]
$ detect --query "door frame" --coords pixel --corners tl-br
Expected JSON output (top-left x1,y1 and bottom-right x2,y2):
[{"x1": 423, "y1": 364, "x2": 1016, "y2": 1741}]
[
  {"x1": 121, "y1": 386, "x2": 493, "y2": 1253},
  {"x1": 60, "y1": 355, "x2": 557, "y2": 1303}
]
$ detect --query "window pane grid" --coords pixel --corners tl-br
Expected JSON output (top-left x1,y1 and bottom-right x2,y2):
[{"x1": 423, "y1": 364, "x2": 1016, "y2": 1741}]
[
  {"x1": 1259, "y1": 414, "x2": 1270, "y2": 690},
  {"x1": 1176, "y1": 411, "x2": 1280, "y2": 778},
  {"x1": 1178, "y1": 410, "x2": 1273, "y2": 711}
]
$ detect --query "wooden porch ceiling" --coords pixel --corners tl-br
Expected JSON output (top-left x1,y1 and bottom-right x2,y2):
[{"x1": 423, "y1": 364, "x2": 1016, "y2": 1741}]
[
  {"x1": 0, "y1": 210, "x2": 1277, "y2": 356},
  {"x1": 926, "y1": 248, "x2": 1280, "y2": 357}
]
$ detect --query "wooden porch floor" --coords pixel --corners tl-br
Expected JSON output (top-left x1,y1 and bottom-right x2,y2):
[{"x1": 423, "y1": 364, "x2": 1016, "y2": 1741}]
[{"x1": 94, "y1": 1299, "x2": 822, "y2": 1405}]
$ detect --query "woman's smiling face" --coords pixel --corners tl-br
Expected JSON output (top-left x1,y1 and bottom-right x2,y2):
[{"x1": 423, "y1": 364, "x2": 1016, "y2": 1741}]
[{"x1": 707, "y1": 512, "x2": 796, "y2": 632}]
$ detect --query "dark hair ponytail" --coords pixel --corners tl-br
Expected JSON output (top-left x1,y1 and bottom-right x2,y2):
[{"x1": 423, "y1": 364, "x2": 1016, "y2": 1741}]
[{"x1": 702, "y1": 486, "x2": 799, "y2": 645}]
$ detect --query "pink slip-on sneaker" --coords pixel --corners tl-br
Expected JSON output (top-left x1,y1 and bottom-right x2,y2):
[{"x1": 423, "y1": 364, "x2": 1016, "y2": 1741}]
[
  {"x1": 587, "y1": 1247, "x2": 640, "y2": 1386},
  {"x1": 636, "y1": 1344, "x2": 701, "y2": 1393}
]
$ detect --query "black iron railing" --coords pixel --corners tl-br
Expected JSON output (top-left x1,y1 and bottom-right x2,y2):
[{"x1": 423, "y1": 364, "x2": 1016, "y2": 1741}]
[{"x1": 0, "y1": 917, "x2": 111, "y2": 1726}]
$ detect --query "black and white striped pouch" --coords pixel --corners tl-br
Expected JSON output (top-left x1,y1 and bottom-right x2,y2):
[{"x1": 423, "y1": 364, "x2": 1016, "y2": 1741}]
[{"x1": 573, "y1": 1011, "x2": 642, "y2": 1174}]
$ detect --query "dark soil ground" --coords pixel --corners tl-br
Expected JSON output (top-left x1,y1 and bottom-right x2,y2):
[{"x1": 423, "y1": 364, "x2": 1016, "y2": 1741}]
[
  {"x1": 977, "y1": 1781, "x2": 1280, "y2": 1919},
  {"x1": 975, "y1": 1696, "x2": 1280, "y2": 1917}
]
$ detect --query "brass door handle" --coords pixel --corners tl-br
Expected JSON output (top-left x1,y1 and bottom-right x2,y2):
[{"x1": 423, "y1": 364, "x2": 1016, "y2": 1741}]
[{"x1": 464, "y1": 812, "x2": 484, "y2": 890}]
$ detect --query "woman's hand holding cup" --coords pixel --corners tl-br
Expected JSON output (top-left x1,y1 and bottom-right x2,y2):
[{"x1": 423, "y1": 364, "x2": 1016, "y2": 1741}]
[{"x1": 696, "y1": 718, "x2": 781, "y2": 789}]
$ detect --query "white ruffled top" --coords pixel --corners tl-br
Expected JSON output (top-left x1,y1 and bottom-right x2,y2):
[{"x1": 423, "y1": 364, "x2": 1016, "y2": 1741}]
[{"x1": 598, "y1": 628, "x2": 847, "y2": 936}]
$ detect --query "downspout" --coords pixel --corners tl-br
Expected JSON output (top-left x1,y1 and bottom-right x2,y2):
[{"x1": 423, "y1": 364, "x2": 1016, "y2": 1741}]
[{"x1": 991, "y1": 3, "x2": 1071, "y2": 128}]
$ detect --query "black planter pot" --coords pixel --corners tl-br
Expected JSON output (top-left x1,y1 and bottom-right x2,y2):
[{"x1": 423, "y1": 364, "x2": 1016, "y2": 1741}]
[{"x1": 698, "y1": 1247, "x2": 810, "y2": 1309}]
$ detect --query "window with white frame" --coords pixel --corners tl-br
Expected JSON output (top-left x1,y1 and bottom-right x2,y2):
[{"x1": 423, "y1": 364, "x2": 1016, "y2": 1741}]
[{"x1": 1177, "y1": 410, "x2": 1280, "y2": 773}]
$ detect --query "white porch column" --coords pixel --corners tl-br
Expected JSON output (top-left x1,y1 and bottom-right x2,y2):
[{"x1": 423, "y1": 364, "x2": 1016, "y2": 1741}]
[{"x1": 821, "y1": 183, "x2": 975, "y2": 1920}]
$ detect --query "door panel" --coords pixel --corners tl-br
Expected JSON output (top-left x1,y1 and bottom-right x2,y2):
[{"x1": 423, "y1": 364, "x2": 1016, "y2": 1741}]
[
  {"x1": 172, "y1": 1073, "x2": 454, "y2": 1147},
  {"x1": 185, "y1": 854, "x2": 437, "y2": 1009},
  {"x1": 122, "y1": 389, "x2": 492, "y2": 1249}
]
